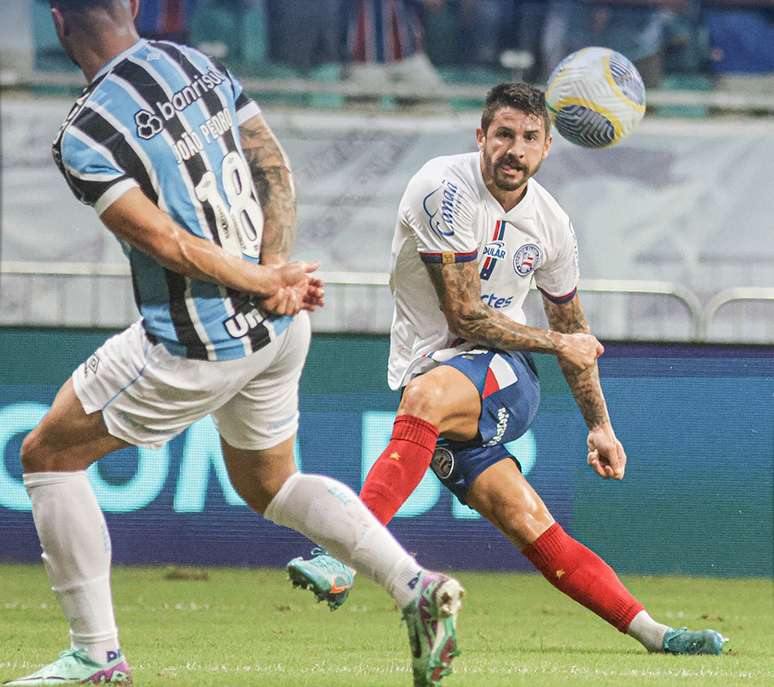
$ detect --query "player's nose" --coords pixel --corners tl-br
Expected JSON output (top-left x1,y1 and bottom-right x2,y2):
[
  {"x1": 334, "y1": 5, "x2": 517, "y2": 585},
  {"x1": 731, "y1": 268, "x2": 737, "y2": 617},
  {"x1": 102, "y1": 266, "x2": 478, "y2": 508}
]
[{"x1": 509, "y1": 140, "x2": 527, "y2": 158}]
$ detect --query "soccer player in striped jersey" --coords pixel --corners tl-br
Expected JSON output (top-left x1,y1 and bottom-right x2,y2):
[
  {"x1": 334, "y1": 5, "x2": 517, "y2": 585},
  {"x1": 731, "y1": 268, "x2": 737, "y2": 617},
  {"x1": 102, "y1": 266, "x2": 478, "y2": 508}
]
[
  {"x1": 6, "y1": 2, "x2": 463, "y2": 685},
  {"x1": 289, "y1": 83, "x2": 726, "y2": 658}
]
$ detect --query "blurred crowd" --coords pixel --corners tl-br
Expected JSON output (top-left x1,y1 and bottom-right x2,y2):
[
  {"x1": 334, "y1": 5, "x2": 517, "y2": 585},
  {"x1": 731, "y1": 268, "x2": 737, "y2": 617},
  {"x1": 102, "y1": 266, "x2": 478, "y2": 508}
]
[{"x1": 32, "y1": 0, "x2": 774, "y2": 87}]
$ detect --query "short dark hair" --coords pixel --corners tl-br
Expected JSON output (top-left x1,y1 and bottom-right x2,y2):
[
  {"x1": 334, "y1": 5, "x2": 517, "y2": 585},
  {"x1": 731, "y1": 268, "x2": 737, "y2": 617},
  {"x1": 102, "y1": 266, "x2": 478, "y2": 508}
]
[
  {"x1": 50, "y1": 0, "x2": 123, "y2": 14},
  {"x1": 481, "y1": 82, "x2": 551, "y2": 136}
]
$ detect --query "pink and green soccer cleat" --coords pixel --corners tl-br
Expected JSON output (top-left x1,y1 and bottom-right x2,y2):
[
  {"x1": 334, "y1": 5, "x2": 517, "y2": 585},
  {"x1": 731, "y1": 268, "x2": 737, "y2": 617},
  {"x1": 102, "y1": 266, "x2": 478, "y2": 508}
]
[
  {"x1": 3, "y1": 649, "x2": 131, "y2": 686},
  {"x1": 402, "y1": 572, "x2": 465, "y2": 687}
]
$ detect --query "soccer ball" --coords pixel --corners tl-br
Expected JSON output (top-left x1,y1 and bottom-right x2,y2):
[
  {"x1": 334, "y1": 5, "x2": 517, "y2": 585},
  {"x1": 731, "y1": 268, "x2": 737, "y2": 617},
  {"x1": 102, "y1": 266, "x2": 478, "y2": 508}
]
[{"x1": 545, "y1": 47, "x2": 646, "y2": 148}]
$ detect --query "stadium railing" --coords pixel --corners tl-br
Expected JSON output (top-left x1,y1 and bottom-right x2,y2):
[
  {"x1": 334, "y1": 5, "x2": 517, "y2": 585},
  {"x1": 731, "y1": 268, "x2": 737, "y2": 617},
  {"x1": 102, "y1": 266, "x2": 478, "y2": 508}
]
[
  {"x1": 0, "y1": 261, "x2": 736, "y2": 342},
  {"x1": 3, "y1": 70, "x2": 774, "y2": 115},
  {"x1": 700, "y1": 287, "x2": 774, "y2": 341}
]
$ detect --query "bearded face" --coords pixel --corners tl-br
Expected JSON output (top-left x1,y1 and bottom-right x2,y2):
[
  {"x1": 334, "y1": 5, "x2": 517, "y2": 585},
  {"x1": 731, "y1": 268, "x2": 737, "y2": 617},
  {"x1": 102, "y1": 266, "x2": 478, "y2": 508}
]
[{"x1": 478, "y1": 107, "x2": 551, "y2": 195}]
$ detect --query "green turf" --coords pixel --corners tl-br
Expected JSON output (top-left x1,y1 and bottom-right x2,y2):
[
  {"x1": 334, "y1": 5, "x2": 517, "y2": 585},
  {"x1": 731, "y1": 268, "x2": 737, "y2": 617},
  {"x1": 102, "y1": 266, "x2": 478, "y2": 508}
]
[{"x1": 1, "y1": 564, "x2": 772, "y2": 686}]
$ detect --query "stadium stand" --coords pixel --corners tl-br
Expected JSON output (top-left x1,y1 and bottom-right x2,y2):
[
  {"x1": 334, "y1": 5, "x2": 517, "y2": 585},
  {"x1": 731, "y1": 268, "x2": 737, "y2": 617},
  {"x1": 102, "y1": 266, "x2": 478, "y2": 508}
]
[{"x1": 1, "y1": 0, "x2": 773, "y2": 341}]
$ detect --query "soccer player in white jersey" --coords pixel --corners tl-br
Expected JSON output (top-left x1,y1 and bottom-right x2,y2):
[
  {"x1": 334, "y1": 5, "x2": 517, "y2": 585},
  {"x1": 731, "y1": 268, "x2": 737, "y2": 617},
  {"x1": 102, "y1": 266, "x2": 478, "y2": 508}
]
[
  {"x1": 4, "y1": 2, "x2": 463, "y2": 685},
  {"x1": 290, "y1": 83, "x2": 725, "y2": 656}
]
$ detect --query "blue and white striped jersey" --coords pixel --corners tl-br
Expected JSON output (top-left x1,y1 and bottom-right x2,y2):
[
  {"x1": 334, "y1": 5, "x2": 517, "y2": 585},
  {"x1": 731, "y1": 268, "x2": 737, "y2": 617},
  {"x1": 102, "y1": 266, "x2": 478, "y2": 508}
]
[{"x1": 53, "y1": 39, "x2": 290, "y2": 361}]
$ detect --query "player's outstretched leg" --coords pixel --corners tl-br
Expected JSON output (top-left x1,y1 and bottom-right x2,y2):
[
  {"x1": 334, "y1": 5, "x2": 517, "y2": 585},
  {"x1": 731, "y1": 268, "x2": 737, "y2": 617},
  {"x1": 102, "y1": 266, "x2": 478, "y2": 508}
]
[
  {"x1": 284, "y1": 410, "x2": 439, "y2": 610},
  {"x1": 285, "y1": 367, "x2": 476, "y2": 611},
  {"x1": 467, "y1": 460, "x2": 727, "y2": 655},
  {"x1": 286, "y1": 411, "x2": 440, "y2": 610},
  {"x1": 522, "y1": 519, "x2": 727, "y2": 655},
  {"x1": 261, "y1": 472, "x2": 464, "y2": 686}
]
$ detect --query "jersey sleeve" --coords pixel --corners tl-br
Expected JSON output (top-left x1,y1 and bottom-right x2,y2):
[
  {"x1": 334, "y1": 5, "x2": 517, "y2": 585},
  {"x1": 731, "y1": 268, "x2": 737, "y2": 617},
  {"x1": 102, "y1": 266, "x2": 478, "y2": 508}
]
[
  {"x1": 401, "y1": 169, "x2": 478, "y2": 265},
  {"x1": 534, "y1": 220, "x2": 580, "y2": 304},
  {"x1": 58, "y1": 127, "x2": 139, "y2": 215},
  {"x1": 225, "y1": 68, "x2": 261, "y2": 125}
]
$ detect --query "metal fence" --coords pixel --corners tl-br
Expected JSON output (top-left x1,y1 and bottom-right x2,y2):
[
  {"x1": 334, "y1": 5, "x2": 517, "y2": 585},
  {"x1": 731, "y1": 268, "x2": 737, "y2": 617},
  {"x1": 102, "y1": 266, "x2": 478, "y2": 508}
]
[
  {"x1": 700, "y1": 288, "x2": 774, "y2": 343},
  {"x1": 4, "y1": 263, "x2": 771, "y2": 343},
  {"x1": 4, "y1": 69, "x2": 774, "y2": 115}
]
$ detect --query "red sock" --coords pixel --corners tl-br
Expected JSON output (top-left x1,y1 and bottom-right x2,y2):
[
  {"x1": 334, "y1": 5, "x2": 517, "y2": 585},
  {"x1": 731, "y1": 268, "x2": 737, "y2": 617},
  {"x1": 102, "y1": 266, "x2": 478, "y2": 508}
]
[
  {"x1": 359, "y1": 415, "x2": 439, "y2": 525},
  {"x1": 522, "y1": 523, "x2": 644, "y2": 632}
]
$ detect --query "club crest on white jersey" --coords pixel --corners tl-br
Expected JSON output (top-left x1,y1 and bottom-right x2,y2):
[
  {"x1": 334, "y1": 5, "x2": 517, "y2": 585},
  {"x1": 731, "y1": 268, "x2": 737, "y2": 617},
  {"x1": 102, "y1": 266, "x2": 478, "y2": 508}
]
[{"x1": 513, "y1": 243, "x2": 542, "y2": 277}]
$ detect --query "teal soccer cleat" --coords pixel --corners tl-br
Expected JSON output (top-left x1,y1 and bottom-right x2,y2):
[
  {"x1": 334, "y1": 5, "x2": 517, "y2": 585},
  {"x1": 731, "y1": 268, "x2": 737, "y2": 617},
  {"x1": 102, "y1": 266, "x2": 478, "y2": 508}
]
[
  {"x1": 402, "y1": 572, "x2": 465, "y2": 687},
  {"x1": 3, "y1": 649, "x2": 132, "y2": 686},
  {"x1": 663, "y1": 627, "x2": 727, "y2": 655},
  {"x1": 287, "y1": 548, "x2": 355, "y2": 610}
]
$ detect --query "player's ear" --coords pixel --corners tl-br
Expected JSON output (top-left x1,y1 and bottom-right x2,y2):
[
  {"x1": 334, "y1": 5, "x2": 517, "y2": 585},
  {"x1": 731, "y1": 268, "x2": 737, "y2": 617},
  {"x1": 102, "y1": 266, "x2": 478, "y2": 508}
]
[
  {"x1": 128, "y1": 0, "x2": 141, "y2": 20},
  {"x1": 475, "y1": 127, "x2": 485, "y2": 152},
  {"x1": 542, "y1": 131, "x2": 552, "y2": 159},
  {"x1": 50, "y1": 5, "x2": 67, "y2": 39}
]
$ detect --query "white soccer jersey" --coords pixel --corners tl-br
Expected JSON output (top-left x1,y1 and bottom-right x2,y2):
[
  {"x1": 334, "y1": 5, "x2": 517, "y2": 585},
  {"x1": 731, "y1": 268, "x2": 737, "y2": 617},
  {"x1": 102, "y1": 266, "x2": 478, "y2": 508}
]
[{"x1": 388, "y1": 151, "x2": 579, "y2": 389}]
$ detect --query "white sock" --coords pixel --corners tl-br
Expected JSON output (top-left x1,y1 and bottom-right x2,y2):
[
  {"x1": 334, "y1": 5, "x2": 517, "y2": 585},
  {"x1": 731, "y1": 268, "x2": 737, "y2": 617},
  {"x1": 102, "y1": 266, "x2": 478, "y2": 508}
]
[
  {"x1": 24, "y1": 471, "x2": 120, "y2": 664},
  {"x1": 627, "y1": 609, "x2": 670, "y2": 652},
  {"x1": 264, "y1": 472, "x2": 423, "y2": 608}
]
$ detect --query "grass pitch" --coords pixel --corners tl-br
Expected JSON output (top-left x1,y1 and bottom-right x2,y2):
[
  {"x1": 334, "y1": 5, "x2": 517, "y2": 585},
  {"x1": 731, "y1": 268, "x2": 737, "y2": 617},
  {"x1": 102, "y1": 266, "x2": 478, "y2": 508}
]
[{"x1": 1, "y1": 564, "x2": 772, "y2": 687}]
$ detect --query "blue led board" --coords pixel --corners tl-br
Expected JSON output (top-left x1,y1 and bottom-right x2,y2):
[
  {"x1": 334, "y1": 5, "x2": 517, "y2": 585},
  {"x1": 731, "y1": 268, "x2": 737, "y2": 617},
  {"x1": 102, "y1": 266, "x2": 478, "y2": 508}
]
[{"x1": 1, "y1": 332, "x2": 771, "y2": 575}]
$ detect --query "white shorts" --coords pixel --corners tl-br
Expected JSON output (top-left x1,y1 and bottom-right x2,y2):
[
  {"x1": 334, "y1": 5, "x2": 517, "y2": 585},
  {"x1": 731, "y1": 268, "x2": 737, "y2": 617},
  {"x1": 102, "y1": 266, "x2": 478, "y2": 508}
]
[{"x1": 72, "y1": 313, "x2": 311, "y2": 450}]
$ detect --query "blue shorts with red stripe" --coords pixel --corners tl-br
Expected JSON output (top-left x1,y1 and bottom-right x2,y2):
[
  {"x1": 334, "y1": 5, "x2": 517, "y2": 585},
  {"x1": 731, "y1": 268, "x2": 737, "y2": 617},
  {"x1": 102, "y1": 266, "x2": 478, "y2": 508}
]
[{"x1": 429, "y1": 349, "x2": 540, "y2": 504}]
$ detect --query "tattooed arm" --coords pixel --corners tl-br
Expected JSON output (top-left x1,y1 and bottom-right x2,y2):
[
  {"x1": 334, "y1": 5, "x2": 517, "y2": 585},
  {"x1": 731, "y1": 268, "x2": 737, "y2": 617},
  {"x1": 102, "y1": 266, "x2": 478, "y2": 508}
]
[
  {"x1": 425, "y1": 259, "x2": 625, "y2": 479},
  {"x1": 425, "y1": 260, "x2": 602, "y2": 368},
  {"x1": 542, "y1": 295, "x2": 608, "y2": 429},
  {"x1": 543, "y1": 294, "x2": 627, "y2": 480},
  {"x1": 239, "y1": 113, "x2": 296, "y2": 265},
  {"x1": 100, "y1": 188, "x2": 318, "y2": 316}
]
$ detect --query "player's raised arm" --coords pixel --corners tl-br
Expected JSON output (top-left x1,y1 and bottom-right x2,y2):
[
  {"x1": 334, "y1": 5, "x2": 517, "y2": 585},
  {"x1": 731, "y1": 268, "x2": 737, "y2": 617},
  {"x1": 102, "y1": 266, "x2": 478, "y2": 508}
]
[
  {"x1": 100, "y1": 187, "x2": 312, "y2": 315},
  {"x1": 239, "y1": 113, "x2": 296, "y2": 265},
  {"x1": 542, "y1": 293, "x2": 627, "y2": 480}
]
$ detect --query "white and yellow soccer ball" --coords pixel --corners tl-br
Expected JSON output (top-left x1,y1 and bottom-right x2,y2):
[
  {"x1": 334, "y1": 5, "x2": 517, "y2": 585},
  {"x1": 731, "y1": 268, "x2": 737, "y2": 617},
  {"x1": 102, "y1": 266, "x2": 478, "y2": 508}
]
[{"x1": 545, "y1": 47, "x2": 646, "y2": 148}]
